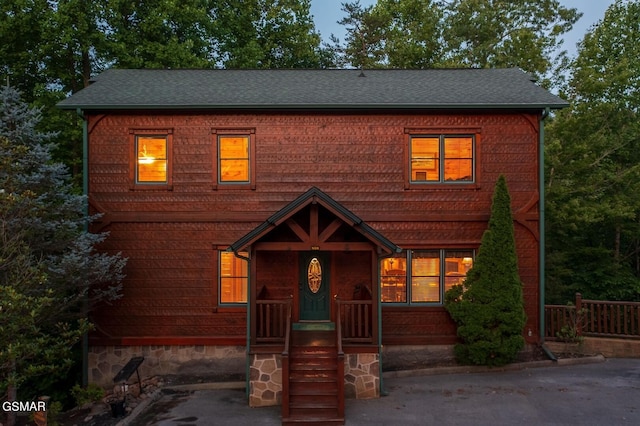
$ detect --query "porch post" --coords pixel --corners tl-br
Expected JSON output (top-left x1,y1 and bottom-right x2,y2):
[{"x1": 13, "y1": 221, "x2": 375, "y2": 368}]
[
  {"x1": 371, "y1": 250, "x2": 379, "y2": 345},
  {"x1": 249, "y1": 246, "x2": 257, "y2": 346}
]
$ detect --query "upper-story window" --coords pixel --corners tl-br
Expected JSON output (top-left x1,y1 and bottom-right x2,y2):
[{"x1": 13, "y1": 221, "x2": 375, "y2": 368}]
[
  {"x1": 136, "y1": 136, "x2": 168, "y2": 183},
  {"x1": 219, "y1": 136, "x2": 250, "y2": 183},
  {"x1": 130, "y1": 129, "x2": 173, "y2": 189},
  {"x1": 408, "y1": 135, "x2": 474, "y2": 184},
  {"x1": 212, "y1": 129, "x2": 256, "y2": 189}
]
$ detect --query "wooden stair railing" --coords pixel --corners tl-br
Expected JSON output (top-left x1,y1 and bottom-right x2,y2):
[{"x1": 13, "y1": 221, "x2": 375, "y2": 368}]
[
  {"x1": 281, "y1": 298, "x2": 293, "y2": 421},
  {"x1": 335, "y1": 297, "x2": 345, "y2": 421}
]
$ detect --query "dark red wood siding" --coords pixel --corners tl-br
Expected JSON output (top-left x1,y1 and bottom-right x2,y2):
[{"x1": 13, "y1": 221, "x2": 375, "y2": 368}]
[{"x1": 88, "y1": 111, "x2": 541, "y2": 345}]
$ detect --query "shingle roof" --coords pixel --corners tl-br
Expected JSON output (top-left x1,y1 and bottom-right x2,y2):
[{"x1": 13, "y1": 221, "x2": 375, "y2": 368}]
[{"x1": 57, "y1": 68, "x2": 567, "y2": 110}]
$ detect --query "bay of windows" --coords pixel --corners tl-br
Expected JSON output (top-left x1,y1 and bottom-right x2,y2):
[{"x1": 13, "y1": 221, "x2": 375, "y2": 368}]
[{"x1": 380, "y1": 250, "x2": 474, "y2": 304}]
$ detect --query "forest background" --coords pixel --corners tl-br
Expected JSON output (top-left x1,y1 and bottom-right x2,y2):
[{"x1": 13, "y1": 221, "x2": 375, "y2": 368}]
[
  {"x1": 1, "y1": 0, "x2": 639, "y2": 412},
  {"x1": 2, "y1": 0, "x2": 638, "y2": 304}
]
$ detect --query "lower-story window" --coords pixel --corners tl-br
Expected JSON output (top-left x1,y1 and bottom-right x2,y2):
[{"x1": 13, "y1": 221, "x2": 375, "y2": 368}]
[
  {"x1": 380, "y1": 249, "x2": 474, "y2": 304},
  {"x1": 219, "y1": 251, "x2": 248, "y2": 304}
]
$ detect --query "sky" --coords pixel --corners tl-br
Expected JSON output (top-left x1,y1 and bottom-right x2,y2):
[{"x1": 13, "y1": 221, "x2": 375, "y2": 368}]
[{"x1": 309, "y1": 0, "x2": 616, "y2": 58}]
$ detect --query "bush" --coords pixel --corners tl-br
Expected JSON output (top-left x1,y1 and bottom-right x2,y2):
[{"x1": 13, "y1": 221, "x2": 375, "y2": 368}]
[
  {"x1": 444, "y1": 175, "x2": 527, "y2": 366},
  {"x1": 71, "y1": 383, "x2": 105, "y2": 406}
]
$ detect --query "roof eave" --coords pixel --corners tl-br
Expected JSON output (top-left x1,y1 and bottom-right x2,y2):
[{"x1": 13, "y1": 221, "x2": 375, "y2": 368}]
[
  {"x1": 58, "y1": 103, "x2": 569, "y2": 111},
  {"x1": 228, "y1": 187, "x2": 401, "y2": 255}
]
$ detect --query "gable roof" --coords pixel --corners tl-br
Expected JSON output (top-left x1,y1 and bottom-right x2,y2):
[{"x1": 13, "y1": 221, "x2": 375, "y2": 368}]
[
  {"x1": 227, "y1": 186, "x2": 402, "y2": 255},
  {"x1": 57, "y1": 68, "x2": 567, "y2": 111}
]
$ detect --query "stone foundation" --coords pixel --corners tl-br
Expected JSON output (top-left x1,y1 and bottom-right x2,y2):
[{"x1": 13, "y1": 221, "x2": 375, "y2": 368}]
[
  {"x1": 249, "y1": 352, "x2": 381, "y2": 407},
  {"x1": 89, "y1": 345, "x2": 245, "y2": 388},
  {"x1": 249, "y1": 354, "x2": 283, "y2": 407},
  {"x1": 344, "y1": 353, "x2": 379, "y2": 399}
]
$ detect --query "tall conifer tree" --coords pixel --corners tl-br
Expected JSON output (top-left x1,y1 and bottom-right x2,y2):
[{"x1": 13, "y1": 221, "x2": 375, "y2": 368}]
[
  {"x1": 445, "y1": 175, "x2": 527, "y2": 366},
  {"x1": 0, "y1": 87, "x2": 126, "y2": 416}
]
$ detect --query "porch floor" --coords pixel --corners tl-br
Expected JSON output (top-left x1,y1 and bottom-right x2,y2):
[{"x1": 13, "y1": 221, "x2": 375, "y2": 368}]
[{"x1": 291, "y1": 330, "x2": 336, "y2": 347}]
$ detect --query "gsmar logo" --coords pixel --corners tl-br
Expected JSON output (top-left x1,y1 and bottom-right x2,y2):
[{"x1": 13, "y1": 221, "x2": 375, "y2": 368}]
[{"x1": 2, "y1": 401, "x2": 47, "y2": 412}]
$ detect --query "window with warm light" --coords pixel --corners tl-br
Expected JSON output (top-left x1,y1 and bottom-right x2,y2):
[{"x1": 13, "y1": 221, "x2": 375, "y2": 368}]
[
  {"x1": 218, "y1": 136, "x2": 250, "y2": 183},
  {"x1": 380, "y1": 249, "x2": 474, "y2": 304},
  {"x1": 409, "y1": 135, "x2": 474, "y2": 184},
  {"x1": 135, "y1": 135, "x2": 168, "y2": 184},
  {"x1": 219, "y1": 251, "x2": 248, "y2": 304}
]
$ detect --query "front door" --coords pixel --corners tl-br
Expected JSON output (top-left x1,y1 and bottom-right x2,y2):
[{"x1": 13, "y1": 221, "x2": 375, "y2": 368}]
[{"x1": 299, "y1": 252, "x2": 330, "y2": 321}]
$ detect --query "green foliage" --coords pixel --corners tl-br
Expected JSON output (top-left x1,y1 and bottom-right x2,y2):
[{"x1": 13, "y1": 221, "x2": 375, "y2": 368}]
[
  {"x1": 213, "y1": 0, "x2": 327, "y2": 69},
  {"x1": 334, "y1": 0, "x2": 580, "y2": 85},
  {"x1": 0, "y1": 86, "x2": 126, "y2": 410},
  {"x1": 554, "y1": 303, "x2": 587, "y2": 344},
  {"x1": 32, "y1": 400, "x2": 62, "y2": 426},
  {"x1": 545, "y1": 0, "x2": 640, "y2": 304},
  {"x1": 445, "y1": 175, "x2": 527, "y2": 366},
  {"x1": 0, "y1": 0, "x2": 328, "y2": 188},
  {"x1": 332, "y1": 1, "x2": 390, "y2": 69},
  {"x1": 443, "y1": 0, "x2": 580, "y2": 84},
  {"x1": 103, "y1": 0, "x2": 215, "y2": 69},
  {"x1": 71, "y1": 383, "x2": 105, "y2": 406}
]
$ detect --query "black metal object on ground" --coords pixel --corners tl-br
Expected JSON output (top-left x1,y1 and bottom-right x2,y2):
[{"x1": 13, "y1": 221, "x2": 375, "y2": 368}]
[{"x1": 113, "y1": 356, "x2": 144, "y2": 390}]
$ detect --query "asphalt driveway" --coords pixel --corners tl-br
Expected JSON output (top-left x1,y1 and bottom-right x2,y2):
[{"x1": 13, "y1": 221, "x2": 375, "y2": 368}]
[{"x1": 128, "y1": 358, "x2": 640, "y2": 425}]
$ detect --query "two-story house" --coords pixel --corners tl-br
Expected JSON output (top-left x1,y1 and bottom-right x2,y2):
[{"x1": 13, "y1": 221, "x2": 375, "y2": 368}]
[{"x1": 59, "y1": 68, "x2": 566, "y2": 424}]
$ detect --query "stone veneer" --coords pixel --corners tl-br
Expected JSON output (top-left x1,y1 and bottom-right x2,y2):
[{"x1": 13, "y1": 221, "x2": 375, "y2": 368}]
[
  {"x1": 249, "y1": 352, "x2": 380, "y2": 407},
  {"x1": 249, "y1": 354, "x2": 283, "y2": 407},
  {"x1": 344, "y1": 353, "x2": 379, "y2": 399},
  {"x1": 89, "y1": 345, "x2": 245, "y2": 388}
]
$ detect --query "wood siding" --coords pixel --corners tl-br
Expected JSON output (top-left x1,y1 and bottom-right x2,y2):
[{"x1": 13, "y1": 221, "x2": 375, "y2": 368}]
[{"x1": 88, "y1": 111, "x2": 541, "y2": 345}]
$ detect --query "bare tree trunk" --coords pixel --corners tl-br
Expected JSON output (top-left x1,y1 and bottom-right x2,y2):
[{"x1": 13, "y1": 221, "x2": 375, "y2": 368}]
[
  {"x1": 6, "y1": 359, "x2": 17, "y2": 426},
  {"x1": 82, "y1": 49, "x2": 92, "y2": 89},
  {"x1": 635, "y1": 231, "x2": 640, "y2": 277},
  {"x1": 614, "y1": 224, "x2": 621, "y2": 263}
]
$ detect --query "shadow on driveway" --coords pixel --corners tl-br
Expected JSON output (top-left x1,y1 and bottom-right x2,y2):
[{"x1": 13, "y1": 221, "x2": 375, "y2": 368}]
[{"x1": 127, "y1": 358, "x2": 640, "y2": 426}]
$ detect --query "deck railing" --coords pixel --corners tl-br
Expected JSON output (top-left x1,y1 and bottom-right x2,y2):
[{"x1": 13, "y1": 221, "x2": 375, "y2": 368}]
[
  {"x1": 337, "y1": 299, "x2": 373, "y2": 344},
  {"x1": 545, "y1": 293, "x2": 640, "y2": 340},
  {"x1": 256, "y1": 298, "x2": 291, "y2": 343}
]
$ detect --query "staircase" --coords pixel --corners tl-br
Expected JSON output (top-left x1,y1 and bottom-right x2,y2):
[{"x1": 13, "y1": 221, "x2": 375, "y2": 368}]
[{"x1": 282, "y1": 330, "x2": 344, "y2": 425}]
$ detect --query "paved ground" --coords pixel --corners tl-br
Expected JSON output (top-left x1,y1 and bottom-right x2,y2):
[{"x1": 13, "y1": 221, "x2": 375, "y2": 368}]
[{"x1": 126, "y1": 358, "x2": 640, "y2": 426}]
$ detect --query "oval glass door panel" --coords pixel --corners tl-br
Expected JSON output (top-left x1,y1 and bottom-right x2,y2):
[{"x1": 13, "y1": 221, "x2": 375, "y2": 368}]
[{"x1": 307, "y1": 257, "x2": 322, "y2": 293}]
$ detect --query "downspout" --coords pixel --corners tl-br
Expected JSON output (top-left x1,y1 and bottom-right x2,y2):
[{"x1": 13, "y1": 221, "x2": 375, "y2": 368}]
[
  {"x1": 78, "y1": 108, "x2": 89, "y2": 387},
  {"x1": 539, "y1": 107, "x2": 550, "y2": 344},
  {"x1": 230, "y1": 248, "x2": 251, "y2": 398}
]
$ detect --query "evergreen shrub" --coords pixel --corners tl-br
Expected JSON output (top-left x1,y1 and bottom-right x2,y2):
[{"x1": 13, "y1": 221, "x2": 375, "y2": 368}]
[{"x1": 444, "y1": 175, "x2": 527, "y2": 366}]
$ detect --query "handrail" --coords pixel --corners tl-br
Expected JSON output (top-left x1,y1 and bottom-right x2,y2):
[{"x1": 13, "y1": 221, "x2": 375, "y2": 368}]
[
  {"x1": 335, "y1": 297, "x2": 344, "y2": 356},
  {"x1": 282, "y1": 298, "x2": 293, "y2": 357},
  {"x1": 335, "y1": 296, "x2": 345, "y2": 420},
  {"x1": 281, "y1": 296, "x2": 292, "y2": 420}
]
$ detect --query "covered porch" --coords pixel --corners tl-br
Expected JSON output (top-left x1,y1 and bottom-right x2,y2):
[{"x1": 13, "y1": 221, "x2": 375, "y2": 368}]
[{"x1": 227, "y1": 187, "x2": 400, "y2": 421}]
